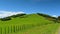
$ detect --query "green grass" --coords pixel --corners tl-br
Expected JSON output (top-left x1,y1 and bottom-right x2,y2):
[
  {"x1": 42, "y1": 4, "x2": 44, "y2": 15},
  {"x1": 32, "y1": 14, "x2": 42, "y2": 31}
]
[
  {"x1": 0, "y1": 14, "x2": 59, "y2": 34},
  {"x1": 13, "y1": 23, "x2": 59, "y2": 34}
]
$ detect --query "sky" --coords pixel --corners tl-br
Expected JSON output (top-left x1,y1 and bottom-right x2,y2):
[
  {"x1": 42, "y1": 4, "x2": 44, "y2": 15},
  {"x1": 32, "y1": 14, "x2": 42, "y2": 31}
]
[{"x1": 0, "y1": 0, "x2": 60, "y2": 18}]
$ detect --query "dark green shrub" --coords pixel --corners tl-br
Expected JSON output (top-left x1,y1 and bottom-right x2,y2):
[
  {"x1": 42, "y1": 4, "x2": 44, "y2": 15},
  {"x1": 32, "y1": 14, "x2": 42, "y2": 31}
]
[
  {"x1": 58, "y1": 16, "x2": 60, "y2": 20},
  {"x1": 37, "y1": 13, "x2": 57, "y2": 23},
  {"x1": 10, "y1": 15, "x2": 18, "y2": 18},
  {"x1": 37, "y1": 13, "x2": 51, "y2": 18},
  {"x1": 10, "y1": 13, "x2": 26, "y2": 18},
  {"x1": 0, "y1": 17, "x2": 11, "y2": 21}
]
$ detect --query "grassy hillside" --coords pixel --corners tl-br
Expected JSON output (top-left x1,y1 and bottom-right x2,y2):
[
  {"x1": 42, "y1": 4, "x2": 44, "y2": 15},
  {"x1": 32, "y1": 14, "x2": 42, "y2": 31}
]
[
  {"x1": 13, "y1": 24, "x2": 59, "y2": 34},
  {"x1": 0, "y1": 14, "x2": 59, "y2": 34}
]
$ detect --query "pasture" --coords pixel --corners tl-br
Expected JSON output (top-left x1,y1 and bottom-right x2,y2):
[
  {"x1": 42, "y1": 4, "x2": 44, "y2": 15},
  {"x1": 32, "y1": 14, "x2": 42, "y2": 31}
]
[{"x1": 0, "y1": 14, "x2": 59, "y2": 34}]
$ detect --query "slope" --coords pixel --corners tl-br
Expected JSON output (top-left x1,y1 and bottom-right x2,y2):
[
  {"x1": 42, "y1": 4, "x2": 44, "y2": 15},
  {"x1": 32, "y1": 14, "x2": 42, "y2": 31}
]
[{"x1": 0, "y1": 14, "x2": 59, "y2": 34}]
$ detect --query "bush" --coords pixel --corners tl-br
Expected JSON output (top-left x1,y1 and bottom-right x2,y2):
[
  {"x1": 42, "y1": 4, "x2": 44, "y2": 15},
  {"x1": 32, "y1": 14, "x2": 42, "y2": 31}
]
[
  {"x1": 10, "y1": 15, "x2": 18, "y2": 18},
  {"x1": 37, "y1": 13, "x2": 58, "y2": 23},
  {"x1": 58, "y1": 16, "x2": 60, "y2": 20},
  {"x1": 11, "y1": 13, "x2": 26, "y2": 18},
  {"x1": 37, "y1": 13, "x2": 51, "y2": 18},
  {"x1": 0, "y1": 17, "x2": 11, "y2": 21},
  {"x1": 56, "y1": 16, "x2": 60, "y2": 23}
]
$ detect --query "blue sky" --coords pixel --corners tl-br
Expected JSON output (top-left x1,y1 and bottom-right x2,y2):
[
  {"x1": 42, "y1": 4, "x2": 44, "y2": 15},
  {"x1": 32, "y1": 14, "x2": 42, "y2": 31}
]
[{"x1": 0, "y1": 0, "x2": 60, "y2": 17}]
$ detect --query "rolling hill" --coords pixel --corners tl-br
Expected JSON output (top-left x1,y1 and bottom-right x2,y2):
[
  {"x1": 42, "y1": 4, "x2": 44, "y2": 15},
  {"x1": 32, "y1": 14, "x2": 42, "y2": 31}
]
[{"x1": 0, "y1": 14, "x2": 59, "y2": 34}]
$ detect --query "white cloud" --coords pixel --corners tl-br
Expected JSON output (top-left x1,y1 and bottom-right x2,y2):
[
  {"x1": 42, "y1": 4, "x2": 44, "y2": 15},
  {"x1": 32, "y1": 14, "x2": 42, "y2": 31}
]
[
  {"x1": 52, "y1": 15, "x2": 58, "y2": 18},
  {"x1": 0, "y1": 11, "x2": 25, "y2": 18}
]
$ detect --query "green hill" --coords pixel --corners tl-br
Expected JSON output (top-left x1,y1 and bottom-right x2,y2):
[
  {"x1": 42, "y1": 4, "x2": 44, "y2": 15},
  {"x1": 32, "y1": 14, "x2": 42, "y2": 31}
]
[{"x1": 0, "y1": 14, "x2": 59, "y2": 34}]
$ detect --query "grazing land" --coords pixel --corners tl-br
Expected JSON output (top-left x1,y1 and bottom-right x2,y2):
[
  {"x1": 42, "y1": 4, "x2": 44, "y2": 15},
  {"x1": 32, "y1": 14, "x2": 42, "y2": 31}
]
[{"x1": 0, "y1": 14, "x2": 59, "y2": 34}]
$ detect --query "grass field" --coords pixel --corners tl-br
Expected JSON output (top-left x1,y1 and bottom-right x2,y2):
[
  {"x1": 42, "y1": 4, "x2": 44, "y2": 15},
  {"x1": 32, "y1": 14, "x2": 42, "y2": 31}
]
[
  {"x1": 0, "y1": 14, "x2": 59, "y2": 34},
  {"x1": 14, "y1": 23, "x2": 59, "y2": 34}
]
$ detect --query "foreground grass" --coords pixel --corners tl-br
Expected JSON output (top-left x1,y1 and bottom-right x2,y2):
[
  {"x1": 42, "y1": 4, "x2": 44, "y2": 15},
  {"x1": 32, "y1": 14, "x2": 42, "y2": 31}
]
[{"x1": 12, "y1": 23, "x2": 59, "y2": 34}]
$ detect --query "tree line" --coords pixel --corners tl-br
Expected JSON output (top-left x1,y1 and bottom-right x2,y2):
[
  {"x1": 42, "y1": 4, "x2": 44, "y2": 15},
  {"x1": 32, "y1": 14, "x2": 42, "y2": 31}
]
[
  {"x1": 0, "y1": 13, "x2": 60, "y2": 23},
  {"x1": 0, "y1": 13, "x2": 26, "y2": 21},
  {"x1": 37, "y1": 13, "x2": 60, "y2": 23}
]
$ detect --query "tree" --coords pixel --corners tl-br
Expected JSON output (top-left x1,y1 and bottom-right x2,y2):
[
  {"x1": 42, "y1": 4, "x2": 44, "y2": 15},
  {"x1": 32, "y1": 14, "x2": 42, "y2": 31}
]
[
  {"x1": 37, "y1": 13, "x2": 51, "y2": 18},
  {"x1": 37, "y1": 13, "x2": 57, "y2": 23},
  {"x1": 0, "y1": 17, "x2": 11, "y2": 21},
  {"x1": 58, "y1": 16, "x2": 60, "y2": 20},
  {"x1": 57, "y1": 16, "x2": 60, "y2": 23},
  {"x1": 10, "y1": 15, "x2": 17, "y2": 18},
  {"x1": 10, "y1": 13, "x2": 26, "y2": 18}
]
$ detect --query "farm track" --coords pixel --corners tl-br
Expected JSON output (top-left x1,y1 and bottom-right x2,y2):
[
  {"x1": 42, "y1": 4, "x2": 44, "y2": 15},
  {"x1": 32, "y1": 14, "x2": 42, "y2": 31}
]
[{"x1": 55, "y1": 26, "x2": 60, "y2": 34}]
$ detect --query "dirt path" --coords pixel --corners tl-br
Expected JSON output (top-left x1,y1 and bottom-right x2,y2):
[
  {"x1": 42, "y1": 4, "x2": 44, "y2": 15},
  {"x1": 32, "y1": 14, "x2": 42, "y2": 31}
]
[{"x1": 55, "y1": 27, "x2": 60, "y2": 34}]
